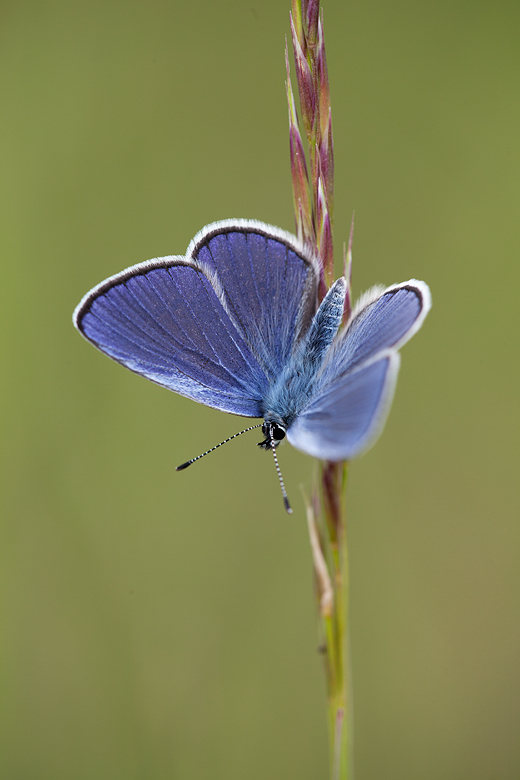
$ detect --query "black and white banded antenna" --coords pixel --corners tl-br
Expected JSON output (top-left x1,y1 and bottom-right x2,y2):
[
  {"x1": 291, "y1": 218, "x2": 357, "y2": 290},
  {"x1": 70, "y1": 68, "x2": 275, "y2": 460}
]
[
  {"x1": 269, "y1": 424, "x2": 292, "y2": 515},
  {"x1": 176, "y1": 423, "x2": 263, "y2": 470},
  {"x1": 176, "y1": 421, "x2": 293, "y2": 514}
]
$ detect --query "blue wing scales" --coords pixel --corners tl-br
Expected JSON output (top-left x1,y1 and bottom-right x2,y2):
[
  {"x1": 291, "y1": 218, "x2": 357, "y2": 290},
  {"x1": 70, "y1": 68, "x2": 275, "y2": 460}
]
[
  {"x1": 287, "y1": 352, "x2": 400, "y2": 460},
  {"x1": 74, "y1": 221, "x2": 318, "y2": 417},
  {"x1": 322, "y1": 280, "x2": 431, "y2": 380},
  {"x1": 192, "y1": 225, "x2": 317, "y2": 376},
  {"x1": 287, "y1": 280, "x2": 431, "y2": 460}
]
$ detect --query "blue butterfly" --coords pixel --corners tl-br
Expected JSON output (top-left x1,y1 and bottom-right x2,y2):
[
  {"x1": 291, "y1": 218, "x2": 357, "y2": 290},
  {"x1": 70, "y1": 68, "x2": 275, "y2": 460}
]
[{"x1": 73, "y1": 220, "x2": 431, "y2": 510}]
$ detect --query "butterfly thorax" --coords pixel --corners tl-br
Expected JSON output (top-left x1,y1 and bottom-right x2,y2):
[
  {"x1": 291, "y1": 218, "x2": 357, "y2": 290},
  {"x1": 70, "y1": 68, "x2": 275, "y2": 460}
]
[{"x1": 259, "y1": 278, "x2": 347, "y2": 447}]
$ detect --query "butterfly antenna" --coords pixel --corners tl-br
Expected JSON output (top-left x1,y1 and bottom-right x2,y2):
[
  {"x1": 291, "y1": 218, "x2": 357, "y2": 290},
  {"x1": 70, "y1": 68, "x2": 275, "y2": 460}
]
[
  {"x1": 269, "y1": 425, "x2": 292, "y2": 514},
  {"x1": 176, "y1": 423, "x2": 263, "y2": 471}
]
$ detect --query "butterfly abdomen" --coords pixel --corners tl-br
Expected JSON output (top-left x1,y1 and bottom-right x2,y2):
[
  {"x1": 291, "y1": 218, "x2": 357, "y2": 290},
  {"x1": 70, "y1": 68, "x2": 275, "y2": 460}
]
[
  {"x1": 261, "y1": 278, "x2": 347, "y2": 429},
  {"x1": 300, "y1": 278, "x2": 346, "y2": 370}
]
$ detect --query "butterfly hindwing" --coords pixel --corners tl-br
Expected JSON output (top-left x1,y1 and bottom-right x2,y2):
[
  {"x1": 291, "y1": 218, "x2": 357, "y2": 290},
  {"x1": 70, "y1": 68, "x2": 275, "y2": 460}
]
[
  {"x1": 74, "y1": 219, "x2": 430, "y2": 471},
  {"x1": 287, "y1": 352, "x2": 400, "y2": 460},
  {"x1": 73, "y1": 221, "x2": 318, "y2": 417},
  {"x1": 287, "y1": 281, "x2": 431, "y2": 460}
]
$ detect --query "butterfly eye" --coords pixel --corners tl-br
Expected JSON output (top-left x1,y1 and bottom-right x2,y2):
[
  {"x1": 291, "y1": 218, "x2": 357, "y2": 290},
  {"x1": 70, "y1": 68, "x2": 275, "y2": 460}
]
[
  {"x1": 74, "y1": 218, "x2": 430, "y2": 506},
  {"x1": 258, "y1": 420, "x2": 286, "y2": 449},
  {"x1": 271, "y1": 424, "x2": 286, "y2": 441}
]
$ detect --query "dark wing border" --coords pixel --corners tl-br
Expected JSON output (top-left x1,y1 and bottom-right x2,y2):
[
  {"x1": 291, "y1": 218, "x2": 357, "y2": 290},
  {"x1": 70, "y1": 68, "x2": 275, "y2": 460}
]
[{"x1": 188, "y1": 219, "x2": 320, "y2": 353}]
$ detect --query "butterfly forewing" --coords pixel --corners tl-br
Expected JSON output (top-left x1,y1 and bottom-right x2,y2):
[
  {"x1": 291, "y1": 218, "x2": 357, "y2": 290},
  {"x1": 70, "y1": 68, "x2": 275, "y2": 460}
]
[
  {"x1": 287, "y1": 281, "x2": 431, "y2": 460},
  {"x1": 74, "y1": 221, "x2": 431, "y2": 472},
  {"x1": 322, "y1": 281, "x2": 431, "y2": 380},
  {"x1": 74, "y1": 221, "x2": 318, "y2": 418},
  {"x1": 192, "y1": 223, "x2": 318, "y2": 377}
]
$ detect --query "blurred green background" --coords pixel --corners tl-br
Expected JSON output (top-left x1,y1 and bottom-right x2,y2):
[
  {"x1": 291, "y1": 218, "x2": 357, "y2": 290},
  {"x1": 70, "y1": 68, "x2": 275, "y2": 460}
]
[{"x1": 1, "y1": 1, "x2": 519, "y2": 778}]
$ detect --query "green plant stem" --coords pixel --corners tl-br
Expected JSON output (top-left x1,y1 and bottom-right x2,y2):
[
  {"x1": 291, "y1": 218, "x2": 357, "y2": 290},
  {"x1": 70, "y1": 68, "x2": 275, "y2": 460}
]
[
  {"x1": 287, "y1": 2, "x2": 353, "y2": 775},
  {"x1": 319, "y1": 461, "x2": 352, "y2": 780}
]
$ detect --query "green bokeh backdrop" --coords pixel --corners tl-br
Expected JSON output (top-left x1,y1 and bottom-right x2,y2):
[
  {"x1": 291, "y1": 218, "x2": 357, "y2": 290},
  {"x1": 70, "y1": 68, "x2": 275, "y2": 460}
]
[{"x1": 1, "y1": 1, "x2": 519, "y2": 778}]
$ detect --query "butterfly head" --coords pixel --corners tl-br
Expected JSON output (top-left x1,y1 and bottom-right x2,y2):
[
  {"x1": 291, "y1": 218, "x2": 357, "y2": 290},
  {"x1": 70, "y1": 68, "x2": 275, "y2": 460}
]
[{"x1": 257, "y1": 420, "x2": 286, "y2": 450}]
